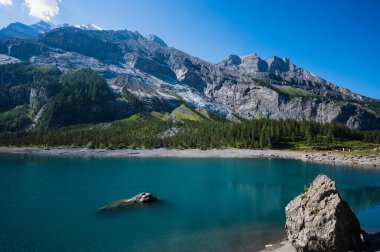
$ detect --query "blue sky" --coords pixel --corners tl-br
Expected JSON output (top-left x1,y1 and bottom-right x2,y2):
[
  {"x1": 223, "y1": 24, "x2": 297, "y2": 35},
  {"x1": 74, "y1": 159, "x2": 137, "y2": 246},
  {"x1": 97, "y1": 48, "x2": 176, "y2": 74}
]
[{"x1": 1, "y1": 0, "x2": 380, "y2": 98}]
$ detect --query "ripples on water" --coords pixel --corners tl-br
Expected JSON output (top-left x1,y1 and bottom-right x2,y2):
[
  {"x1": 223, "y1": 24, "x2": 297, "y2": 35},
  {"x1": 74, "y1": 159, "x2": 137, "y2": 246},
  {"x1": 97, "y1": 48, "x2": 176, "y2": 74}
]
[{"x1": 0, "y1": 154, "x2": 380, "y2": 251}]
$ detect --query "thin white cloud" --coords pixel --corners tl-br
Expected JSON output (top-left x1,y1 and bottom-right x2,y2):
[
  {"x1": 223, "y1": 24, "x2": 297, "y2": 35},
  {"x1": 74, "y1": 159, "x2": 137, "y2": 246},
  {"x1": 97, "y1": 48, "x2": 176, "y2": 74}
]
[
  {"x1": 0, "y1": 0, "x2": 13, "y2": 6},
  {"x1": 24, "y1": 0, "x2": 62, "y2": 21}
]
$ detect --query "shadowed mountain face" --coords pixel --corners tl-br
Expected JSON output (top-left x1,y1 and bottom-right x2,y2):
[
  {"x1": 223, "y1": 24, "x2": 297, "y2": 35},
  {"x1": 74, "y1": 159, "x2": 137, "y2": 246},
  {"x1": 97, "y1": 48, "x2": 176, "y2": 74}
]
[
  {"x1": 0, "y1": 23, "x2": 380, "y2": 129},
  {"x1": 0, "y1": 21, "x2": 55, "y2": 39}
]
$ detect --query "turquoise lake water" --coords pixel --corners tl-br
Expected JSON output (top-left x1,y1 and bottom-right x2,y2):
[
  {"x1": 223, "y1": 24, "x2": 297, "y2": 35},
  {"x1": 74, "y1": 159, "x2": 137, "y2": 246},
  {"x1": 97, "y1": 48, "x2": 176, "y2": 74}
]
[{"x1": 1, "y1": 154, "x2": 380, "y2": 251}]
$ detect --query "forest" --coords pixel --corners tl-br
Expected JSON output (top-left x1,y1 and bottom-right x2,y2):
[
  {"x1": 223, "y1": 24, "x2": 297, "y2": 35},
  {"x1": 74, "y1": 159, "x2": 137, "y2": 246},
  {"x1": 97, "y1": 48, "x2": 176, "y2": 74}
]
[{"x1": 1, "y1": 112, "x2": 380, "y2": 150}]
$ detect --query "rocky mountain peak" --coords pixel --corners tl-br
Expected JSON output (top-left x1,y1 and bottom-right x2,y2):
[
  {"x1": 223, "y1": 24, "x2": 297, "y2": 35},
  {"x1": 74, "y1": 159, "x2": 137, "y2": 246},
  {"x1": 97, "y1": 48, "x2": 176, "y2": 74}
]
[
  {"x1": 241, "y1": 53, "x2": 268, "y2": 72},
  {"x1": 266, "y1": 56, "x2": 290, "y2": 73},
  {"x1": 145, "y1": 34, "x2": 167, "y2": 47},
  {"x1": 0, "y1": 21, "x2": 56, "y2": 39},
  {"x1": 219, "y1": 54, "x2": 241, "y2": 67},
  {"x1": 5, "y1": 22, "x2": 26, "y2": 29},
  {"x1": 241, "y1": 53, "x2": 259, "y2": 59},
  {"x1": 0, "y1": 22, "x2": 38, "y2": 39},
  {"x1": 30, "y1": 21, "x2": 54, "y2": 33},
  {"x1": 219, "y1": 53, "x2": 268, "y2": 73}
]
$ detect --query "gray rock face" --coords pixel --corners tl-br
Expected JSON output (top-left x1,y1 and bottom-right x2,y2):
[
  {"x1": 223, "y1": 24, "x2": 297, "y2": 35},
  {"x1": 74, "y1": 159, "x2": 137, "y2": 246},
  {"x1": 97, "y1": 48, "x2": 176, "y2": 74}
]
[
  {"x1": 207, "y1": 77, "x2": 380, "y2": 129},
  {"x1": 0, "y1": 54, "x2": 21, "y2": 65},
  {"x1": 97, "y1": 192, "x2": 159, "y2": 212},
  {"x1": 133, "y1": 56, "x2": 177, "y2": 81},
  {"x1": 109, "y1": 74, "x2": 181, "y2": 111},
  {"x1": 145, "y1": 34, "x2": 168, "y2": 47},
  {"x1": 285, "y1": 175, "x2": 366, "y2": 252},
  {"x1": 30, "y1": 88, "x2": 48, "y2": 116},
  {"x1": 1, "y1": 25, "x2": 380, "y2": 129}
]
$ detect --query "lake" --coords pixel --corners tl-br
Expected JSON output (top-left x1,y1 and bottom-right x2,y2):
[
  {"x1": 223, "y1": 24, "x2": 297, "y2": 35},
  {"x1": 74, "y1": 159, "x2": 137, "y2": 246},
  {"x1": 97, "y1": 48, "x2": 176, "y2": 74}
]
[{"x1": 1, "y1": 154, "x2": 380, "y2": 251}]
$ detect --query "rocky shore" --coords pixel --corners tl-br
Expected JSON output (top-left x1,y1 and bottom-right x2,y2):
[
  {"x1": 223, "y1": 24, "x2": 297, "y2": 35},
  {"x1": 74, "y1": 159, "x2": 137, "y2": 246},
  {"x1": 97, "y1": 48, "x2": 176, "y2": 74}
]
[
  {"x1": 302, "y1": 152, "x2": 380, "y2": 167},
  {"x1": 0, "y1": 147, "x2": 379, "y2": 168}
]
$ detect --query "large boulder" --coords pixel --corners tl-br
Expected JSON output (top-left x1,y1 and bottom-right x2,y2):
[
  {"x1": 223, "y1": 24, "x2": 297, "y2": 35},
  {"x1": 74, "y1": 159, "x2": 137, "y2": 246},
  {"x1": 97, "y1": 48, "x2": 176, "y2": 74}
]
[
  {"x1": 285, "y1": 175, "x2": 366, "y2": 251},
  {"x1": 97, "y1": 192, "x2": 159, "y2": 212}
]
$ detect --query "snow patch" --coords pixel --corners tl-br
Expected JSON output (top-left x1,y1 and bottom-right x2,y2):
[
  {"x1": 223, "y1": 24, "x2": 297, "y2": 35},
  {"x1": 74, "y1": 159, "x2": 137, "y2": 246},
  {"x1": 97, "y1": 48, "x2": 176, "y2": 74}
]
[
  {"x1": 74, "y1": 24, "x2": 103, "y2": 31},
  {"x1": 0, "y1": 54, "x2": 20, "y2": 65}
]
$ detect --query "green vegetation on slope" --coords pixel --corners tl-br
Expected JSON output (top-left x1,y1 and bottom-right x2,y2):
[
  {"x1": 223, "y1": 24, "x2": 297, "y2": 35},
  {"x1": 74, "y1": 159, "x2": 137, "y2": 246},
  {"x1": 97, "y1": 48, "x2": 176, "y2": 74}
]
[
  {"x1": 0, "y1": 63, "x2": 128, "y2": 128},
  {"x1": 364, "y1": 98, "x2": 380, "y2": 115},
  {"x1": 0, "y1": 112, "x2": 171, "y2": 149},
  {"x1": 0, "y1": 105, "x2": 31, "y2": 132},
  {"x1": 252, "y1": 78, "x2": 328, "y2": 101},
  {"x1": 122, "y1": 88, "x2": 144, "y2": 111},
  {"x1": 39, "y1": 69, "x2": 115, "y2": 128},
  {"x1": 172, "y1": 104, "x2": 207, "y2": 122},
  {"x1": 0, "y1": 63, "x2": 62, "y2": 112}
]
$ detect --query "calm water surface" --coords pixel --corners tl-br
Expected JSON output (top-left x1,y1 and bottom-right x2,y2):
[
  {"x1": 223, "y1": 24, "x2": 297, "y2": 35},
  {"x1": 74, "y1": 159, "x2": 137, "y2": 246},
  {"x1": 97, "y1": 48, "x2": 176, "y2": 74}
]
[{"x1": 1, "y1": 154, "x2": 380, "y2": 251}]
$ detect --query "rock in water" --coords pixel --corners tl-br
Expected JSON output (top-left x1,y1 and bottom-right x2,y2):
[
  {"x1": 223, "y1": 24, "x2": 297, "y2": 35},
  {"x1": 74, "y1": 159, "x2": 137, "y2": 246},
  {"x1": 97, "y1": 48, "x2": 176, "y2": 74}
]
[
  {"x1": 97, "y1": 192, "x2": 159, "y2": 212},
  {"x1": 285, "y1": 175, "x2": 366, "y2": 251}
]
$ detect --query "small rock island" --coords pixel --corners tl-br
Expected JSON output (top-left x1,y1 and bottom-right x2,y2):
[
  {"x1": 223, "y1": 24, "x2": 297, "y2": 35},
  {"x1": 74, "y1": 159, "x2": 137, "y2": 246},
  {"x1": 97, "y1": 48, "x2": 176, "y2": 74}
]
[{"x1": 97, "y1": 192, "x2": 159, "y2": 213}]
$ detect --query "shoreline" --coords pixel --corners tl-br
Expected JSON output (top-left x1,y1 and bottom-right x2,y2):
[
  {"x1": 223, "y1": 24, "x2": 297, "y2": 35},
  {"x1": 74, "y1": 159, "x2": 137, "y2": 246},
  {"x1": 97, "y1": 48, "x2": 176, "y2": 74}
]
[
  {"x1": 0, "y1": 147, "x2": 303, "y2": 158},
  {"x1": 261, "y1": 232, "x2": 380, "y2": 252},
  {"x1": 0, "y1": 147, "x2": 379, "y2": 167},
  {"x1": 260, "y1": 240, "x2": 295, "y2": 252}
]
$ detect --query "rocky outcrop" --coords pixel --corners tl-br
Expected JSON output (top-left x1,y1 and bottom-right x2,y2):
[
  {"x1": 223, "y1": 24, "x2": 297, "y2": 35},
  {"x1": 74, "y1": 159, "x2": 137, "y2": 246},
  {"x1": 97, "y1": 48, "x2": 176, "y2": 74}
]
[
  {"x1": 30, "y1": 88, "x2": 48, "y2": 116},
  {"x1": 97, "y1": 192, "x2": 159, "y2": 212},
  {"x1": 109, "y1": 74, "x2": 181, "y2": 111},
  {"x1": 133, "y1": 56, "x2": 177, "y2": 81},
  {"x1": 0, "y1": 40, "x2": 47, "y2": 60},
  {"x1": 40, "y1": 28, "x2": 124, "y2": 64},
  {"x1": 145, "y1": 34, "x2": 168, "y2": 47},
  {"x1": 0, "y1": 54, "x2": 21, "y2": 65},
  {"x1": 285, "y1": 175, "x2": 366, "y2": 251}
]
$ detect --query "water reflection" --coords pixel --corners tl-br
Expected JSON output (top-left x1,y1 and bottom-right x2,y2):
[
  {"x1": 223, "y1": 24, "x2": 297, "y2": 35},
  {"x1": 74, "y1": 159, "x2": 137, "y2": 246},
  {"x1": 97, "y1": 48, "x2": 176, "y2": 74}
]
[{"x1": 342, "y1": 186, "x2": 380, "y2": 213}]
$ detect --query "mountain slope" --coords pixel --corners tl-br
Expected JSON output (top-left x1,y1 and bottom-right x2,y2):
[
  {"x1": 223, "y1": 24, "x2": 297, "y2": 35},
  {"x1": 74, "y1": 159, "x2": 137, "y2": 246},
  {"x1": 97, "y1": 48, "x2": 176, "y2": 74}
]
[
  {"x1": 0, "y1": 25, "x2": 379, "y2": 130},
  {"x1": 0, "y1": 22, "x2": 41, "y2": 39},
  {"x1": 0, "y1": 21, "x2": 102, "y2": 39}
]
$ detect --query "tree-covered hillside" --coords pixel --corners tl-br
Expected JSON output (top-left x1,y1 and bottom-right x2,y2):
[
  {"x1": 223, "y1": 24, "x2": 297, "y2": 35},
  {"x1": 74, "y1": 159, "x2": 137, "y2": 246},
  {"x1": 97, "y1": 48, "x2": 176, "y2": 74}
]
[
  {"x1": 38, "y1": 69, "x2": 116, "y2": 127},
  {"x1": 0, "y1": 63, "x2": 133, "y2": 130}
]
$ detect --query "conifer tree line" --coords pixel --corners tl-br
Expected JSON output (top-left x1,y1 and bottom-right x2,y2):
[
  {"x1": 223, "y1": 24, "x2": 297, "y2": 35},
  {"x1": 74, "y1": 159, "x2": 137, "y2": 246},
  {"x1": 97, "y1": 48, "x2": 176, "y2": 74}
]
[
  {"x1": 164, "y1": 119, "x2": 364, "y2": 149},
  {"x1": 1, "y1": 115, "x2": 380, "y2": 149}
]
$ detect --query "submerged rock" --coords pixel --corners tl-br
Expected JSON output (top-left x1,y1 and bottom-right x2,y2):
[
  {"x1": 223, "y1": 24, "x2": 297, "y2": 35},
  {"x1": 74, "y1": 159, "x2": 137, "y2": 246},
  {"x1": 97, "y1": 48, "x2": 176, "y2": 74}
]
[
  {"x1": 97, "y1": 192, "x2": 159, "y2": 212},
  {"x1": 285, "y1": 175, "x2": 366, "y2": 251}
]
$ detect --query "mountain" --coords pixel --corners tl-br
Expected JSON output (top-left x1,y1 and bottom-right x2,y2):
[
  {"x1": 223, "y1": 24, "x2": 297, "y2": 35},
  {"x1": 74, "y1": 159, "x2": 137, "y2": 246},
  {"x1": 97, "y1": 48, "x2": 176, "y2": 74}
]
[
  {"x1": 0, "y1": 21, "x2": 103, "y2": 39},
  {"x1": 0, "y1": 21, "x2": 57, "y2": 39},
  {"x1": 0, "y1": 24, "x2": 380, "y2": 130},
  {"x1": 0, "y1": 22, "x2": 41, "y2": 39},
  {"x1": 30, "y1": 21, "x2": 55, "y2": 33}
]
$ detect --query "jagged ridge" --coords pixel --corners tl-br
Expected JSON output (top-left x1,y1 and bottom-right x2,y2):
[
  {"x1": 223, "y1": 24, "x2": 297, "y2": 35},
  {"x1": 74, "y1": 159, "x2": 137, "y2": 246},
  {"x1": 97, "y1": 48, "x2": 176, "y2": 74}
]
[{"x1": 0, "y1": 22, "x2": 380, "y2": 129}]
